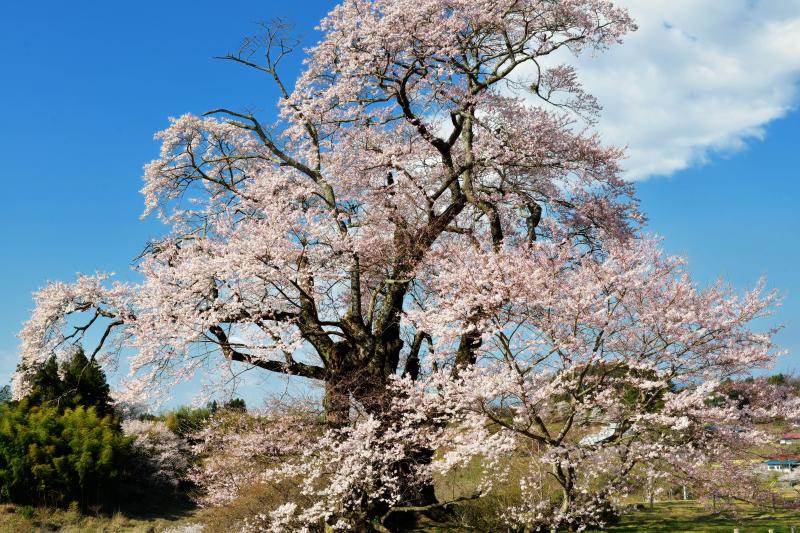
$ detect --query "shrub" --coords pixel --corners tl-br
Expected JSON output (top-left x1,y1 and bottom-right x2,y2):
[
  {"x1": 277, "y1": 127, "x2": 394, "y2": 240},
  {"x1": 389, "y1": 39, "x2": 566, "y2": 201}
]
[
  {"x1": 16, "y1": 505, "x2": 34, "y2": 519},
  {"x1": 163, "y1": 399, "x2": 246, "y2": 438},
  {"x1": 164, "y1": 406, "x2": 213, "y2": 438},
  {"x1": 207, "y1": 398, "x2": 246, "y2": 413},
  {"x1": 0, "y1": 402, "x2": 130, "y2": 508}
]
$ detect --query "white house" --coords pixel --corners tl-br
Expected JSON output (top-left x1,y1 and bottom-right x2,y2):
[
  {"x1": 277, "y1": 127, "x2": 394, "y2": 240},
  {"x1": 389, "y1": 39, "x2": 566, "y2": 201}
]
[
  {"x1": 779, "y1": 432, "x2": 800, "y2": 445},
  {"x1": 763, "y1": 456, "x2": 800, "y2": 472}
]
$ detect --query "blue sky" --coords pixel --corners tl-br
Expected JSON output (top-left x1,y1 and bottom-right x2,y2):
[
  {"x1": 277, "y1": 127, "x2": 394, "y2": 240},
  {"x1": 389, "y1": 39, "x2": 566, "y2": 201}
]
[{"x1": 1, "y1": 1, "x2": 799, "y2": 406}]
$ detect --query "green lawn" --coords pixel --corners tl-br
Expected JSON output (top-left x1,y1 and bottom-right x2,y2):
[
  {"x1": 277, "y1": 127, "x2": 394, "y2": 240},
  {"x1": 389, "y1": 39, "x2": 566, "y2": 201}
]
[
  {"x1": 597, "y1": 501, "x2": 800, "y2": 533},
  {"x1": 414, "y1": 501, "x2": 800, "y2": 532},
  {"x1": 0, "y1": 503, "x2": 199, "y2": 532}
]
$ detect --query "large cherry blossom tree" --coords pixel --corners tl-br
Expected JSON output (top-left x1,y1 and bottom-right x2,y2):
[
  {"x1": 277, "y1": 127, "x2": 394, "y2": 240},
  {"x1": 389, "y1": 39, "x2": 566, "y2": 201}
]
[{"x1": 15, "y1": 0, "x2": 637, "y2": 417}]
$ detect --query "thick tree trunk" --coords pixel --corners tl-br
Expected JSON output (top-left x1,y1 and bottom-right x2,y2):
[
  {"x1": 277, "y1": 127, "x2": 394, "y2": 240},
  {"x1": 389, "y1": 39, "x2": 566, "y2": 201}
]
[
  {"x1": 323, "y1": 378, "x2": 350, "y2": 427},
  {"x1": 322, "y1": 349, "x2": 439, "y2": 531}
]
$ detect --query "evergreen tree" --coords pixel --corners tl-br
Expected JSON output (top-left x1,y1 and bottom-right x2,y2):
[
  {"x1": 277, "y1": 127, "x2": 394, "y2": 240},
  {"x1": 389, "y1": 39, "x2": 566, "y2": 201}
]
[
  {"x1": 223, "y1": 398, "x2": 246, "y2": 412},
  {"x1": 25, "y1": 356, "x2": 63, "y2": 408},
  {"x1": 61, "y1": 348, "x2": 113, "y2": 416},
  {"x1": 24, "y1": 348, "x2": 113, "y2": 415}
]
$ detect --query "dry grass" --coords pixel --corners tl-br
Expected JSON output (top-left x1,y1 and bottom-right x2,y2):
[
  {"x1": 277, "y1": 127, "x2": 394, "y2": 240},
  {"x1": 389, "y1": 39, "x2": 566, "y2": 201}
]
[
  {"x1": 0, "y1": 501, "x2": 200, "y2": 533},
  {"x1": 188, "y1": 479, "x2": 307, "y2": 533}
]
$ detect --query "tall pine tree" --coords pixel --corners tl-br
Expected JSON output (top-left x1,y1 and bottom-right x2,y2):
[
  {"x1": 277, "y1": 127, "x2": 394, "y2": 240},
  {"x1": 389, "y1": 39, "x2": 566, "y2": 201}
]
[{"x1": 24, "y1": 348, "x2": 113, "y2": 416}]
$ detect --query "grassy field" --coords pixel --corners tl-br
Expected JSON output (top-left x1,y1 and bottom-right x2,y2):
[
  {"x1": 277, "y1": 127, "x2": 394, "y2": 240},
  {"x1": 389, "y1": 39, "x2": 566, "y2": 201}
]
[
  {"x1": 413, "y1": 501, "x2": 800, "y2": 532},
  {"x1": 0, "y1": 503, "x2": 200, "y2": 533},
  {"x1": 4, "y1": 500, "x2": 800, "y2": 532},
  {"x1": 597, "y1": 501, "x2": 800, "y2": 533}
]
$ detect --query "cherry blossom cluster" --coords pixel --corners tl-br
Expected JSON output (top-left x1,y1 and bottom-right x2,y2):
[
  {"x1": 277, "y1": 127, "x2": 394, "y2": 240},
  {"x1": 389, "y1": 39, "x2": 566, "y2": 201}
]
[
  {"x1": 189, "y1": 408, "x2": 321, "y2": 507},
  {"x1": 122, "y1": 419, "x2": 191, "y2": 488},
  {"x1": 232, "y1": 390, "x2": 516, "y2": 532},
  {"x1": 13, "y1": 273, "x2": 132, "y2": 400}
]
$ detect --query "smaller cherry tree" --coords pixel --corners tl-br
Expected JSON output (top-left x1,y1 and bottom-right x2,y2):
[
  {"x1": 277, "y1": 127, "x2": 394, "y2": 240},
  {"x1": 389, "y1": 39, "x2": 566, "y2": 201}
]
[
  {"x1": 189, "y1": 405, "x2": 322, "y2": 508},
  {"x1": 391, "y1": 237, "x2": 787, "y2": 530},
  {"x1": 123, "y1": 419, "x2": 191, "y2": 489}
]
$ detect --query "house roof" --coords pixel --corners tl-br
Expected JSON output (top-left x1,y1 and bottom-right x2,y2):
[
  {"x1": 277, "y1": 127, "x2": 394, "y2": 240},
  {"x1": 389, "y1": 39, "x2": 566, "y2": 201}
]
[
  {"x1": 780, "y1": 432, "x2": 800, "y2": 440},
  {"x1": 764, "y1": 455, "x2": 800, "y2": 465}
]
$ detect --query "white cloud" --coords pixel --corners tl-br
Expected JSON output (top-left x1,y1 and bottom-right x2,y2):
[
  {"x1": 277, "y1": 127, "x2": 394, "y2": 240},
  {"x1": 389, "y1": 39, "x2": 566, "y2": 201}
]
[{"x1": 526, "y1": 0, "x2": 800, "y2": 180}]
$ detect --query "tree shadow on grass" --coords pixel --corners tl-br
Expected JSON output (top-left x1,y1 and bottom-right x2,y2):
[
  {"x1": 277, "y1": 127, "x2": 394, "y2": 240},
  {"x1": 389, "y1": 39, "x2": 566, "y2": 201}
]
[{"x1": 105, "y1": 484, "x2": 198, "y2": 522}]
